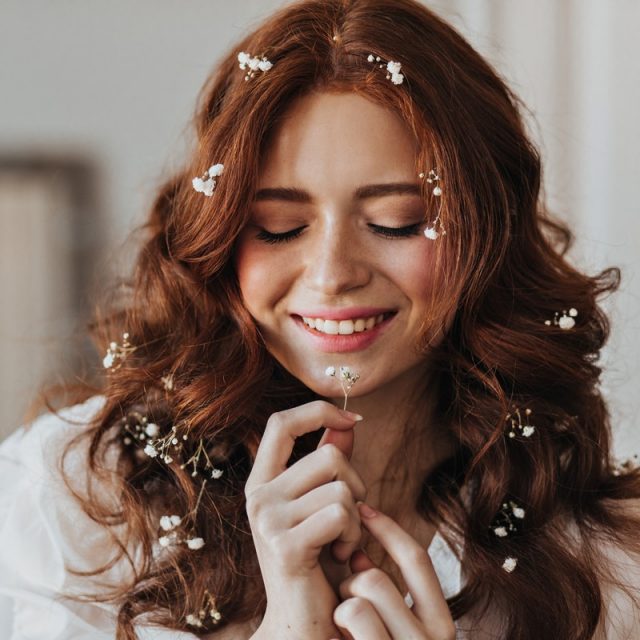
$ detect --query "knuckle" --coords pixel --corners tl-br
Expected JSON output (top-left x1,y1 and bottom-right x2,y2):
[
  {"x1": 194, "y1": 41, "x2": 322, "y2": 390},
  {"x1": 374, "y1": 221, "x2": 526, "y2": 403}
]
[
  {"x1": 265, "y1": 411, "x2": 286, "y2": 433},
  {"x1": 334, "y1": 597, "x2": 371, "y2": 625},
  {"x1": 321, "y1": 443, "x2": 344, "y2": 466},
  {"x1": 333, "y1": 480, "x2": 353, "y2": 503},
  {"x1": 328, "y1": 502, "x2": 350, "y2": 526},
  {"x1": 357, "y1": 567, "x2": 389, "y2": 592}
]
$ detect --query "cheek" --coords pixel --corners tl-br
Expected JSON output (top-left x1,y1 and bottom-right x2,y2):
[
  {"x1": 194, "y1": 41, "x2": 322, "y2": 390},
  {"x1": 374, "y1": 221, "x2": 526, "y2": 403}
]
[{"x1": 233, "y1": 239, "x2": 293, "y2": 317}]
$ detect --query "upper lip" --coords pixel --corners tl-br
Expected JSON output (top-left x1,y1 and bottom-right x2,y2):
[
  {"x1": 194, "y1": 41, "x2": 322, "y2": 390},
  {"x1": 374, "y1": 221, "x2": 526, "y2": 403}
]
[{"x1": 292, "y1": 307, "x2": 396, "y2": 321}]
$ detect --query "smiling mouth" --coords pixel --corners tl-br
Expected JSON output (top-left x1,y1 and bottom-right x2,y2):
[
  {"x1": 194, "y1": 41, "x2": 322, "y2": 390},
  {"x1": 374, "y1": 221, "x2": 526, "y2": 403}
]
[{"x1": 294, "y1": 311, "x2": 397, "y2": 336}]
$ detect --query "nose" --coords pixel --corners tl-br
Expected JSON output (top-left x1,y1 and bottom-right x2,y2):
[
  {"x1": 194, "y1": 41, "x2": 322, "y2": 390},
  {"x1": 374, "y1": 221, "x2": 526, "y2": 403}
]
[{"x1": 303, "y1": 218, "x2": 371, "y2": 295}]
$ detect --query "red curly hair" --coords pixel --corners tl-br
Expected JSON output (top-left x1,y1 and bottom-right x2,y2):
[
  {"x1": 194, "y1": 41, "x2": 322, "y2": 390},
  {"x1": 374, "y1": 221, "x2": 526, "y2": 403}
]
[{"x1": 36, "y1": 1, "x2": 640, "y2": 638}]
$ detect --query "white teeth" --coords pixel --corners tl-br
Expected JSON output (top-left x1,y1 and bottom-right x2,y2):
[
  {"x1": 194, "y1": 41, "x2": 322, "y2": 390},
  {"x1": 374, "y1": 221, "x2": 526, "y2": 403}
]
[{"x1": 301, "y1": 313, "x2": 390, "y2": 335}]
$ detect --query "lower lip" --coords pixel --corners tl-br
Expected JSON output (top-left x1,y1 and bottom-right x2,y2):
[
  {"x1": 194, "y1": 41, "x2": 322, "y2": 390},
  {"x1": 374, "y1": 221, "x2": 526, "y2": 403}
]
[{"x1": 292, "y1": 313, "x2": 396, "y2": 353}]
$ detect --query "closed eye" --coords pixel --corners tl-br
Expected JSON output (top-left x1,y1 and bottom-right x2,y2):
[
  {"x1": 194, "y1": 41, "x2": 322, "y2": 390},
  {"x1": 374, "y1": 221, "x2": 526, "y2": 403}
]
[{"x1": 254, "y1": 222, "x2": 423, "y2": 244}]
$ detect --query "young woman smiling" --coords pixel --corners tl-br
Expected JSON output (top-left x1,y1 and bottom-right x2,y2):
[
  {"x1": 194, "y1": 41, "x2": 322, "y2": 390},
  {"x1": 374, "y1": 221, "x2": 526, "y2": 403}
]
[{"x1": 2, "y1": 1, "x2": 640, "y2": 639}]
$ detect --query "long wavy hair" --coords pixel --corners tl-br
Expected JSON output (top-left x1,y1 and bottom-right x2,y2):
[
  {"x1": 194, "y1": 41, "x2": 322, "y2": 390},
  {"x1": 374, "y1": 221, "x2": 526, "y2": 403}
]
[{"x1": 39, "y1": 0, "x2": 640, "y2": 638}]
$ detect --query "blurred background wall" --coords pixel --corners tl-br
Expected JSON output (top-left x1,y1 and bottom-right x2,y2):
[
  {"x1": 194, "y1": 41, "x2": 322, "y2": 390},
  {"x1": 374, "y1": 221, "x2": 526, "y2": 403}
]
[{"x1": 1, "y1": 0, "x2": 638, "y2": 458}]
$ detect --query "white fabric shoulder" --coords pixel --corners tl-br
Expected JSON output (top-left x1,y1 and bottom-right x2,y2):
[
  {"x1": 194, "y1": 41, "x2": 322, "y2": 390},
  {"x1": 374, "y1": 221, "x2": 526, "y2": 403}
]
[{"x1": 0, "y1": 396, "x2": 201, "y2": 640}]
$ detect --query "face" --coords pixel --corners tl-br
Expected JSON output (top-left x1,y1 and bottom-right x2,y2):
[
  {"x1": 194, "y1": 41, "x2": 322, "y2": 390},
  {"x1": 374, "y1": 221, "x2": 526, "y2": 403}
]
[{"x1": 234, "y1": 91, "x2": 444, "y2": 400}]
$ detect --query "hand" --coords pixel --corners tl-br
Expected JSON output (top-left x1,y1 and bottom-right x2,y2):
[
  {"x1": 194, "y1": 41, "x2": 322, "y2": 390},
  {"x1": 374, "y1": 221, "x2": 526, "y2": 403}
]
[
  {"x1": 333, "y1": 503, "x2": 456, "y2": 640},
  {"x1": 245, "y1": 400, "x2": 366, "y2": 639}
]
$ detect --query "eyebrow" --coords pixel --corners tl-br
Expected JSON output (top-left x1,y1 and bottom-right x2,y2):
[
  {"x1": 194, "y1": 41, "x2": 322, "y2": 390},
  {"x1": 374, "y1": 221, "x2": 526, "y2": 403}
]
[{"x1": 253, "y1": 182, "x2": 422, "y2": 203}]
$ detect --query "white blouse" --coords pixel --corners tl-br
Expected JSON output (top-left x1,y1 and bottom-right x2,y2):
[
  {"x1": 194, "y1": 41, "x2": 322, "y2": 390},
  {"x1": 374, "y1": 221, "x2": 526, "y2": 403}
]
[{"x1": 0, "y1": 396, "x2": 638, "y2": 639}]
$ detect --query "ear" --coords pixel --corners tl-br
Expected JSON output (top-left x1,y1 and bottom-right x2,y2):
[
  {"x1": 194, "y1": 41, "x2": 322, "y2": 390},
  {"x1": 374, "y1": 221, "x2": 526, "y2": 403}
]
[{"x1": 317, "y1": 426, "x2": 354, "y2": 460}]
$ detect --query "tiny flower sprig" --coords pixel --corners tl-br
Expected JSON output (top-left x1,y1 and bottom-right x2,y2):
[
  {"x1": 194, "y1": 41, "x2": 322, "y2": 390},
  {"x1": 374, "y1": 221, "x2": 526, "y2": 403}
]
[
  {"x1": 142, "y1": 424, "x2": 188, "y2": 464},
  {"x1": 192, "y1": 163, "x2": 224, "y2": 197},
  {"x1": 366, "y1": 54, "x2": 404, "y2": 85},
  {"x1": 544, "y1": 307, "x2": 578, "y2": 330},
  {"x1": 180, "y1": 436, "x2": 225, "y2": 480},
  {"x1": 490, "y1": 500, "x2": 526, "y2": 538},
  {"x1": 103, "y1": 332, "x2": 136, "y2": 371},
  {"x1": 506, "y1": 407, "x2": 536, "y2": 439},
  {"x1": 186, "y1": 589, "x2": 222, "y2": 628},
  {"x1": 158, "y1": 480, "x2": 208, "y2": 551},
  {"x1": 419, "y1": 170, "x2": 445, "y2": 240},
  {"x1": 325, "y1": 365, "x2": 360, "y2": 411},
  {"x1": 120, "y1": 411, "x2": 160, "y2": 448},
  {"x1": 237, "y1": 51, "x2": 273, "y2": 80}
]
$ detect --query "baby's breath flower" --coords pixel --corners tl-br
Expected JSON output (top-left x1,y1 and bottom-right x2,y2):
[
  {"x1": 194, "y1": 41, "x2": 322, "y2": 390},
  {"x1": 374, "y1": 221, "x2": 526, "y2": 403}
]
[
  {"x1": 211, "y1": 468, "x2": 224, "y2": 479},
  {"x1": 103, "y1": 333, "x2": 136, "y2": 371},
  {"x1": 192, "y1": 164, "x2": 224, "y2": 197},
  {"x1": 326, "y1": 365, "x2": 360, "y2": 411},
  {"x1": 161, "y1": 374, "x2": 174, "y2": 391},
  {"x1": 502, "y1": 557, "x2": 518, "y2": 572},
  {"x1": 187, "y1": 537, "x2": 205, "y2": 550},
  {"x1": 506, "y1": 407, "x2": 536, "y2": 439},
  {"x1": 237, "y1": 51, "x2": 273, "y2": 80},
  {"x1": 424, "y1": 226, "x2": 439, "y2": 240},
  {"x1": 545, "y1": 307, "x2": 578, "y2": 329},
  {"x1": 144, "y1": 444, "x2": 158, "y2": 458},
  {"x1": 145, "y1": 423, "x2": 160, "y2": 438}
]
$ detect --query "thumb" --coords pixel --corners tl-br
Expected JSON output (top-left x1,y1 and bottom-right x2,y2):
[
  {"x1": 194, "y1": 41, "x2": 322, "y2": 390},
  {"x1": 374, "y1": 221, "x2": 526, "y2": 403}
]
[{"x1": 317, "y1": 426, "x2": 355, "y2": 460}]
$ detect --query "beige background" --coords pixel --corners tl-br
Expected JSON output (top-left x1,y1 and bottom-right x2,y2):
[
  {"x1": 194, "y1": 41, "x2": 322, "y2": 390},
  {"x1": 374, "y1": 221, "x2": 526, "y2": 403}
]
[{"x1": 1, "y1": 1, "x2": 638, "y2": 459}]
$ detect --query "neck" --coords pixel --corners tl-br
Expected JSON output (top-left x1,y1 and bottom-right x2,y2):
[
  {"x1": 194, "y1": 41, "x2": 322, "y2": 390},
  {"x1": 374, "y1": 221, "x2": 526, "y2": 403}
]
[{"x1": 327, "y1": 366, "x2": 456, "y2": 516}]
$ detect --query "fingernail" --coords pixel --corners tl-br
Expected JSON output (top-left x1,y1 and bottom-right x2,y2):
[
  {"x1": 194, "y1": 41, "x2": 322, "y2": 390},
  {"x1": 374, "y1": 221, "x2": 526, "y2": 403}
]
[
  {"x1": 339, "y1": 409, "x2": 364, "y2": 422},
  {"x1": 359, "y1": 503, "x2": 377, "y2": 518}
]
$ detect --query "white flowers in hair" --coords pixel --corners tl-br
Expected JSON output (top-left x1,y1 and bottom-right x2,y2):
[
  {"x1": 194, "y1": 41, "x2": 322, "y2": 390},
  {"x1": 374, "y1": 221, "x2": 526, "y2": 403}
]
[
  {"x1": 192, "y1": 163, "x2": 224, "y2": 197},
  {"x1": 186, "y1": 590, "x2": 222, "y2": 627},
  {"x1": 491, "y1": 500, "x2": 526, "y2": 538},
  {"x1": 237, "y1": 51, "x2": 273, "y2": 80},
  {"x1": 418, "y1": 170, "x2": 445, "y2": 240},
  {"x1": 502, "y1": 557, "x2": 518, "y2": 573},
  {"x1": 367, "y1": 54, "x2": 404, "y2": 84},
  {"x1": 506, "y1": 407, "x2": 536, "y2": 439},
  {"x1": 545, "y1": 307, "x2": 578, "y2": 330},
  {"x1": 103, "y1": 332, "x2": 136, "y2": 370}
]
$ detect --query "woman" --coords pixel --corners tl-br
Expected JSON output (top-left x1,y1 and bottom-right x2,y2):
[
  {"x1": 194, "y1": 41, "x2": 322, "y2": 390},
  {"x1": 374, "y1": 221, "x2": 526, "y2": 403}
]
[{"x1": 2, "y1": 0, "x2": 640, "y2": 638}]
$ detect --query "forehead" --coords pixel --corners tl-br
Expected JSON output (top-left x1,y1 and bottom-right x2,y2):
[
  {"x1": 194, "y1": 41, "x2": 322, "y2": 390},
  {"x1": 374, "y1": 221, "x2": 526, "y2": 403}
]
[{"x1": 257, "y1": 91, "x2": 420, "y2": 190}]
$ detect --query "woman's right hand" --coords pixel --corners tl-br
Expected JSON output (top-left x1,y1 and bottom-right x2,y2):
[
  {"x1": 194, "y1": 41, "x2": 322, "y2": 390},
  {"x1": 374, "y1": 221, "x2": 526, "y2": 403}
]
[{"x1": 245, "y1": 400, "x2": 366, "y2": 639}]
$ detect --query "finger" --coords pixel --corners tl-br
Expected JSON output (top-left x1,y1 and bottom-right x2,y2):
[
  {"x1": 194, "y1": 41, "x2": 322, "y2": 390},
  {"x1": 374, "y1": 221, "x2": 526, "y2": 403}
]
[
  {"x1": 318, "y1": 425, "x2": 355, "y2": 459},
  {"x1": 339, "y1": 568, "x2": 424, "y2": 638},
  {"x1": 271, "y1": 444, "x2": 366, "y2": 502},
  {"x1": 291, "y1": 502, "x2": 362, "y2": 558},
  {"x1": 358, "y1": 503, "x2": 454, "y2": 637},
  {"x1": 248, "y1": 401, "x2": 361, "y2": 488},
  {"x1": 289, "y1": 481, "x2": 358, "y2": 526},
  {"x1": 334, "y1": 597, "x2": 391, "y2": 640},
  {"x1": 349, "y1": 548, "x2": 377, "y2": 573}
]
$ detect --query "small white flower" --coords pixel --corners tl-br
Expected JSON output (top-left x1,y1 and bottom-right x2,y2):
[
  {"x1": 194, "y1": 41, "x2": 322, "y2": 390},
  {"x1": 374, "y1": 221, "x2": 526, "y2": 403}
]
[
  {"x1": 102, "y1": 353, "x2": 115, "y2": 369},
  {"x1": 211, "y1": 611, "x2": 222, "y2": 621},
  {"x1": 558, "y1": 315, "x2": 575, "y2": 330},
  {"x1": 387, "y1": 61, "x2": 402, "y2": 75},
  {"x1": 502, "y1": 557, "x2": 518, "y2": 572},
  {"x1": 390, "y1": 72, "x2": 404, "y2": 85},
  {"x1": 192, "y1": 177, "x2": 215, "y2": 197},
  {"x1": 161, "y1": 374, "x2": 174, "y2": 391},
  {"x1": 257, "y1": 58, "x2": 272, "y2": 72},
  {"x1": 569, "y1": 308, "x2": 578, "y2": 317},
  {"x1": 186, "y1": 613, "x2": 203, "y2": 627},
  {"x1": 522, "y1": 426, "x2": 535, "y2": 437},
  {"x1": 187, "y1": 537, "x2": 205, "y2": 550},
  {"x1": 211, "y1": 468, "x2": 224, "y2": 479},
  {"x1": 512, "y1": 506, "x2": 526, "y2": 519},
  {"x1": 163, "y1": 455, "x2": 173, "y2": 464},
  {"x1": 237, "y1": 51, "x2": 251, "y2": 67},
  {"x1": 145, "y1": 423, "x2": 160, "y2": 437},
  {"x1": 208, "y1": 163, "x2": 224, "y2": 177},
  {"x1": 325, "y1": 366, "x2": 336, "y2": 377},
  {"x1": 159, "y1": 535, "x2": 172, "y2": 547},
  {"x1": 424, "y1": 226, "x2": 439, "y2": 240},
  {"x1": 170, "y1": 515, "x2": 182, "y2": 527},
  {"x1": 433, "y1": 185, "x2": 443, "y2": 197},
  {"x1": 144, "y1": 444, "x2": 158, "y2": 458},
  {"x1": 493, "y1": 526, "x2": 508, "y2": 537},
  {"x1": 160, "y1": 515, "x2": 174, "y2": 531},
  {"x1": 367, "y1": 54, "x2": 375, "y2": 62}
]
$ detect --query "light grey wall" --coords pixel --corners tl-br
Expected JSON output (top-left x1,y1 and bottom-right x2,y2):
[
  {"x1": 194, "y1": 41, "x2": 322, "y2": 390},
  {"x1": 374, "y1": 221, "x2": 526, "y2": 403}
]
[{"x1": 1, "y1": 1, "x2": 639, "y2": 457}]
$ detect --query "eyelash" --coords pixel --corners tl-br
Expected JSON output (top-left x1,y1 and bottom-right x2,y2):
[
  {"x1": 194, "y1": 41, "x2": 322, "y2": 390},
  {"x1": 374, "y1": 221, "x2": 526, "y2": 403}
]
[{"x1": 255, "y1": 223, "x2": 423, "y2": 244}]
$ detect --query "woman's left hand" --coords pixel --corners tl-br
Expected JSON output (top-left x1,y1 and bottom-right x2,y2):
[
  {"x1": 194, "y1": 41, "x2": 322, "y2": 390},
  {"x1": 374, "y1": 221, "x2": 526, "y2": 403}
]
[{"x1": 332, "y1": 503, "x2": 456, "y2": 640}]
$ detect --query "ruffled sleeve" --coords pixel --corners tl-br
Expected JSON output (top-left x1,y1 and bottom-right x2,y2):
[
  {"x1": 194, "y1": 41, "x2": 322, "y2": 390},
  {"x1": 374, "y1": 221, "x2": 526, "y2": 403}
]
[{"x1": 0, "y1": 396, "x2": 200, "y2": 640}]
